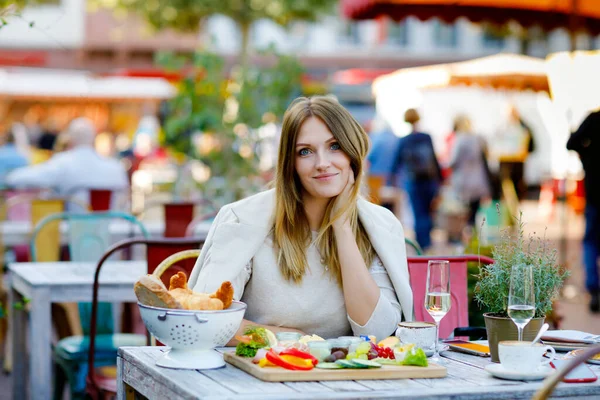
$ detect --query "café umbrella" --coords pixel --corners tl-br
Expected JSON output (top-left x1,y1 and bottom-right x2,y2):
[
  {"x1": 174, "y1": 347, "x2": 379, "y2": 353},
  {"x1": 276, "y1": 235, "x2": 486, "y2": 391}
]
[{"x1": 341, "y1": 0, "x2": 600, "y2": 37}]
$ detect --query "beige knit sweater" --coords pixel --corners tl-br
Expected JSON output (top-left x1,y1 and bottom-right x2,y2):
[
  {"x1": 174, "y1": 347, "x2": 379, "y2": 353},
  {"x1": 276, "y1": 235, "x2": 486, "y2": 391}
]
[{"x1": 239, "y1": 232, "x2": 402, "y2": 340}]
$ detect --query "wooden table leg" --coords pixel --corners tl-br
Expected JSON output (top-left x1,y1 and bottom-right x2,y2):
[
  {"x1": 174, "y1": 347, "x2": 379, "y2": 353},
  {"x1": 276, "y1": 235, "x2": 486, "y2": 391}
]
[
  {"x1": 28, "y1": 287, "x2": 52, "y2": 400},
  {"x1": 117, "y1": 356, "x2": 137, "y2": 400},
  {"x1": 9, "y1": 286, "x2": 26, "y2": 400}
]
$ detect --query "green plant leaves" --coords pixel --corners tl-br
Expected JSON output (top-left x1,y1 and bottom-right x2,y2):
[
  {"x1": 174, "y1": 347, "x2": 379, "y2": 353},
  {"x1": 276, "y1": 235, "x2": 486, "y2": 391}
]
[
  {"x1": 156, "y1": 47, "x2": 303, "y2": 205},
  {"x1": 473, "y1": 212, "x2": 570, "y2": 318}
]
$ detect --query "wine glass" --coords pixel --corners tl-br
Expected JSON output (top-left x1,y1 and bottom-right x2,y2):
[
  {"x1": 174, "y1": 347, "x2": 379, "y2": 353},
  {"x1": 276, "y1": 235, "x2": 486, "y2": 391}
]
[
  {"x1": 507, "y1": 263, "x2": 535, "y2": 341},
  {"x1": 425, "y1": 260, "x2": 451, "y2": 363}
]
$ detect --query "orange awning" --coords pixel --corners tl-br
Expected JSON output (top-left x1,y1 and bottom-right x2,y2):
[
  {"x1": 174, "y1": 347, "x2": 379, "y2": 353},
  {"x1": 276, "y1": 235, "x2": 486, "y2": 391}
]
[{"x1": 341, "y1": 0, "x2": 600, "y2": 34}]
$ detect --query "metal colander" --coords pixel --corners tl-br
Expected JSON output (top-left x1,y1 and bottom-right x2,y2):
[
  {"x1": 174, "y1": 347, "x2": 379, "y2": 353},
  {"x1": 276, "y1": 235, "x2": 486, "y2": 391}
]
[{"x1": 139, "y1": 301, "x2": 246, "y2": 351}]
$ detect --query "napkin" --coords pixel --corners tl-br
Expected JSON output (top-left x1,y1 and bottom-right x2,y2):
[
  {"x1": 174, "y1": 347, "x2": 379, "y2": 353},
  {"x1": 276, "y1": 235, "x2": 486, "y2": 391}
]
[{"x1": 541, "y1": 330, "x2": 600, "y2": 344}]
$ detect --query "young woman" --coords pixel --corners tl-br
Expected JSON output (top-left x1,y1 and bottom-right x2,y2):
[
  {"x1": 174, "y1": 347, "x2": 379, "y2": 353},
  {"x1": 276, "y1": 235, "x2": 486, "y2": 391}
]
[{"x1": 188, "y1": 96, "x2": 413, "y2": 341}]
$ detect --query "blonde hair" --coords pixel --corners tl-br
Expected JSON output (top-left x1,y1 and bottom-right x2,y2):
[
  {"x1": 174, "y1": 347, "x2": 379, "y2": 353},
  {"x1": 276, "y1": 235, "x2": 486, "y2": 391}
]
[{"x1": 274, "y1": 96, "x2": 375, "y2": 284}]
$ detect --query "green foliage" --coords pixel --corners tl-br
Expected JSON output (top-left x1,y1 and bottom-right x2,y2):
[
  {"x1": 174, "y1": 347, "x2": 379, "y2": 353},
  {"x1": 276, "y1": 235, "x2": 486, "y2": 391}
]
[
  {"x1": 1, "y1": 0, "x2": 34, "y2": 27},
  {"x1": 157, "y1": 47, "x2": 303, "y2": 203},
  {"x1": 474, "y1": 212, "x2": 569, "y2": 318},
  {"x1": 92, "y1": 0, "x2": 338, "y2": 33}
]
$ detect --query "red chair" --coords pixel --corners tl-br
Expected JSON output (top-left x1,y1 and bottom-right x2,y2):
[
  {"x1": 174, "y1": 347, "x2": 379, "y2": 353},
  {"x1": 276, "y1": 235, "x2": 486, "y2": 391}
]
[
  {"x1": 407, "y1": 255, "x2": 494, "y2": 339},
  {"x1": 139, "y1": 199, "x2": 217, "y2": 238},
  {"x1": 85, "y1": 237, "x2": 204, "y2": 399}
]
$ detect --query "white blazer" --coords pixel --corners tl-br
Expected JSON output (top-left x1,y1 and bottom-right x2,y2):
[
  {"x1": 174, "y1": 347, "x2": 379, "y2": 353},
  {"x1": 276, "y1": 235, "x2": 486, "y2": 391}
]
[{"x1": 189, "y1": 189, "x2": 414, "y2": 321}]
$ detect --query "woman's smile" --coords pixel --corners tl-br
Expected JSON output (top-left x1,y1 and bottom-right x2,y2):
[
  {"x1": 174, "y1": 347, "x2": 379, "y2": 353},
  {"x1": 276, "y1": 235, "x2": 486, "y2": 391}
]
[{"x1": 314, "y1": 173, "x2": 339, "y2": 181}]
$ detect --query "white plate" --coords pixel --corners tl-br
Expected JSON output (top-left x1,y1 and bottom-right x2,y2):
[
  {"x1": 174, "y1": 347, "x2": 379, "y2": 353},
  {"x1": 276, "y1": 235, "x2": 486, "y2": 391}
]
[
  {"x1": 542, "y1": 341, "x2": 591, "y2": 352},
  {"x1": 485, "y1": 363, "x2": 554, "y2": 381}
]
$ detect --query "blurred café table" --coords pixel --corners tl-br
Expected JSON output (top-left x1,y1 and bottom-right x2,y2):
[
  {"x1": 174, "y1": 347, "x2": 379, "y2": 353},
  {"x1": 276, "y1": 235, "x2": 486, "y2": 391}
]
[
  {"x1": 8, "y1": 260, "x2": 145, "y2": 400},
  {"x1": 0, "y1": 219, "x2": 211, "y2": 247}
]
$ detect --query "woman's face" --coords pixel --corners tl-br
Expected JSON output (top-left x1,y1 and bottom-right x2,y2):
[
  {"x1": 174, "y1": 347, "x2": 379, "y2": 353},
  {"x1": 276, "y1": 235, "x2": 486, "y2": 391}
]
[{"x1": 294, "y1": 116, "x2": 352, "y2": 202}]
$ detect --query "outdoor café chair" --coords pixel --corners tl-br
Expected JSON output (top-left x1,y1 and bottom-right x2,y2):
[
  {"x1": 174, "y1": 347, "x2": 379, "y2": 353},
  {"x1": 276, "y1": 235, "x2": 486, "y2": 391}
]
[
  {"x1": 85, "y1": 240, "x2": 203, "y2": 399},
  {"x1": 407, "y1": 255, "x2": 495, "y2": 340},
  {"x1": 138, "y1": 198, "x2": 217, "y2": 238},
  {"x1": 30, "y1": 211, "x2": 149, "y2": 400},
  {"x1": 0, "y1": 191, "x2": 89, "y2": 373}
]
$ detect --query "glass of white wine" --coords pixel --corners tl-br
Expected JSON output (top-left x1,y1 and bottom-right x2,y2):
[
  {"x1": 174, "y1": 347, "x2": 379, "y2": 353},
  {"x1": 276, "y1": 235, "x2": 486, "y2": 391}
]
[
  {"x1": 425, "y1": 260, "x2": 451, "y2": 363},
  {"x1": 507, "y1": 263, "x2": 535, "y2": 341}
]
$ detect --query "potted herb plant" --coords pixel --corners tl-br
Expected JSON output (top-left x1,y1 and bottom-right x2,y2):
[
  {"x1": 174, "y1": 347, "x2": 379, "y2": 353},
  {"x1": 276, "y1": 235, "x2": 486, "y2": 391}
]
[{"x1": 474, "y1": 212, "x2": 569, "y2": 362}]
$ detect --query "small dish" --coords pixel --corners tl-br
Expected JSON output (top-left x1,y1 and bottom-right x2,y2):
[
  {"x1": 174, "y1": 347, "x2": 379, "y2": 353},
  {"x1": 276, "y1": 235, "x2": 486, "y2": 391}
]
[{"x1": 485, "y1": 363, "x2": 554, "y2": 381}]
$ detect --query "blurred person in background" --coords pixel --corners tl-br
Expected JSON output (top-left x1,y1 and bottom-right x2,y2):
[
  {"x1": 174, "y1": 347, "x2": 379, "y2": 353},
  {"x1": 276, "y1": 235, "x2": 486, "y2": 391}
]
[
  {"x1": 567, "y1": 109, "x2": 600, "y2": 312},
  {"x1": 37, "y1": 118, "x2": 60, "y2": 151},
  {"x1": 0, "y1": 126, "x2": 29, "y2": 187},
  {"x1": 10, "y1": 122, "x2": 32, "y2": 162},
  {"x1": 440, "y1": 118, "x2": 460, "y2": 180},
  {"x1": 6, "y1": 117, "x2": 128, "y2": 209},
  {"x1": 448, "y1": 115, "x2": 491, "y2": 227},
  {"x1": 367, "y1": 118, "x2": 401, "y2": 184},
  {"x1": 390, "y1": 108, "x2": 442, "y2": 250},
  {"x1": 495, "y1": 105, "x2": 534, "y2": 201}
]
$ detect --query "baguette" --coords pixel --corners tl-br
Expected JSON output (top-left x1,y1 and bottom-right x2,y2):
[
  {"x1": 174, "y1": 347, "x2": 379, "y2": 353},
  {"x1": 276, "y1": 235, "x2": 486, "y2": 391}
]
[{"x1": 134, "y1": 274, "x2": 183, "y2": 309}]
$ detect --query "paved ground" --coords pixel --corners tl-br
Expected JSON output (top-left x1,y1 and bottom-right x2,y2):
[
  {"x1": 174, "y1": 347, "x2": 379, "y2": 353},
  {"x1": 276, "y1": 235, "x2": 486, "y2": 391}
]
[{"x1": 0, "y1": 200, "x2": 597, "y2": 400}]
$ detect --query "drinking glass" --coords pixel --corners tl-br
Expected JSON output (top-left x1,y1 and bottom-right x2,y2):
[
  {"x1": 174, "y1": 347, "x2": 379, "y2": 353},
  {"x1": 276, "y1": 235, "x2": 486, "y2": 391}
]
[
  {"x1": 425, "y1": 260, "x2": 451, "y2": 363},
  {"x1": 507, "y1": 263, "x2": 535, "y2": 341}
]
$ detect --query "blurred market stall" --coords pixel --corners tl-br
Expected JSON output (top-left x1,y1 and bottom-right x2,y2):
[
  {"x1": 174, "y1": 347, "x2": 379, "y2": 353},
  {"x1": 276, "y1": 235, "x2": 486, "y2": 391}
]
[
  {"x1": 0, "y1": 67, "x2": 174, "y2": 142},
  {"x1": 371, "y1": 54, "x2": 562, "y2": 187}
]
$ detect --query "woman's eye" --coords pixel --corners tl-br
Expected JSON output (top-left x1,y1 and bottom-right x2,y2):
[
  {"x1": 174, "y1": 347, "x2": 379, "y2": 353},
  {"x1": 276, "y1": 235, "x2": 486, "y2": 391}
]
[
  {"x1": 330, "y1": 143, "x2": 341, "y2": 151},
  {"x1": 299, "y1": 148, "x2": 311, "y2": 156}
]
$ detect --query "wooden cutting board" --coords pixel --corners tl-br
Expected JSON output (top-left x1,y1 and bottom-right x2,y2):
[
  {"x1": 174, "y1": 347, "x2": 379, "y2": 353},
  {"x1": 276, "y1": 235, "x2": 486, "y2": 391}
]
[{"x1": 224, "y1": 352, "x2": 447, "y2": 382}]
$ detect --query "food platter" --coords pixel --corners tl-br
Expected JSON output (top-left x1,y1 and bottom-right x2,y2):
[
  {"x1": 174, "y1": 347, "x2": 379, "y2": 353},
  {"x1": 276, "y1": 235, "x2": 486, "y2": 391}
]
[{"x1": 224, "y1": 351, "x2": 447, "y2": 382}]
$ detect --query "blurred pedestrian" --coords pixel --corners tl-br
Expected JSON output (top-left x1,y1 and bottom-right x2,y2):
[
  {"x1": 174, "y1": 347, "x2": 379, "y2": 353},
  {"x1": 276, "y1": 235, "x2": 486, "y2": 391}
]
[
  {"x1": 0, "y1": 127, "x2": 29, "y2": 187},
  {"x1": 390, "y1": 109, "x2": 442, "y2": 250},
  {"x1": 567, "y1": 110, "x2": 600, "y2": 312},
  {"x1": 448, "y1": 115, "x2": 491, "y2": 226},
  {"x1": 495, "y1": 105, "x2": 534, "y2": 200},
  {"x1": 37, "y1": 119, "x2": 60, "y2": 151},
  {"x1": 367, "y1": 119, "x2": 401, "y2": 184},
  {"x1": 6, "y1": 117, "x2": 128, "y2": 209}
]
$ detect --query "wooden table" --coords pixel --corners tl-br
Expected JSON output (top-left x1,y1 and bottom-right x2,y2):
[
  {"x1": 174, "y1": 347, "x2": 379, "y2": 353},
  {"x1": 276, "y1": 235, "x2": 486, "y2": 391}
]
[
  {"x1": 118, "y1": 347, "x2": 600, "y2": 399},
  {"x1": 8, "y1": 260, "x2": 146, "y2": 400},
  {"x1": 0, "y1": 220, "x2": 211, "y2": 246}
]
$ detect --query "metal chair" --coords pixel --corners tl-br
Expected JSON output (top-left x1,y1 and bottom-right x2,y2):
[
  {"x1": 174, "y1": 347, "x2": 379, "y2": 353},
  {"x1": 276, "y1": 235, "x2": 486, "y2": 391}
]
[
  {"x1": 407, "y1": 255, "x2": 494, "y2": 339},
  {"x1": 532, "y1": 345, "x2": 600, "y2": 400},
  {"x1": 404, "y1": 238, "x2": 423, "y2": 255},
  {"x1": 30, "y1": 211, "x2": 149, "y2": 400},
  {"x1": 0, "y1": 191, "x2": 89, "y2": 373},
  {"x1": 85, "y1": 240, "x2": 204, "y2": 399}
]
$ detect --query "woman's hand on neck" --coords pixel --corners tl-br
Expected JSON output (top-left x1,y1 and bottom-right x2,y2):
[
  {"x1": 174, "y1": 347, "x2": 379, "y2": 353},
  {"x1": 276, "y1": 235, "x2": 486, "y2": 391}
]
[{"x1": 331, "y1": 172, "x2": 355, "y2": 233}]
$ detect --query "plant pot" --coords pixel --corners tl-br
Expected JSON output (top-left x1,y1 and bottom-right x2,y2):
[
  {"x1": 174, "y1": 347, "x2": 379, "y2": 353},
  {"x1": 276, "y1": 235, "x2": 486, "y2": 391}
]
[{"x1": 484, "y1": 313, "x2": 545, "y2": 362}]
